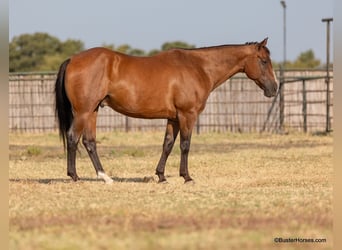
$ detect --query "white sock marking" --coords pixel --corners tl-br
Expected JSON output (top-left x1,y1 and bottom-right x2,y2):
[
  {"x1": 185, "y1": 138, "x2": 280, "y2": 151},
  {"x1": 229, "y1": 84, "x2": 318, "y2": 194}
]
[{"x1": 98, "y1": 172, "x2": 113, "y2": 184}]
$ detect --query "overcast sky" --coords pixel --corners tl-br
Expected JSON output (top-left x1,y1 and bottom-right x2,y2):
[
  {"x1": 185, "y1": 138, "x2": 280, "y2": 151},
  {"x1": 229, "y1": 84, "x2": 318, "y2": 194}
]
[{"x1": 9, "y1": 0, "x2": 333, "y2": 62}]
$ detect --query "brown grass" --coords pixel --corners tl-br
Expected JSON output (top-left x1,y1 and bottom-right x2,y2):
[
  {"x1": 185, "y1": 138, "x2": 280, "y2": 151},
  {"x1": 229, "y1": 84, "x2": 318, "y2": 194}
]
[{"x1": 9, "y1": 131, "x2": 333, "y2": 250}]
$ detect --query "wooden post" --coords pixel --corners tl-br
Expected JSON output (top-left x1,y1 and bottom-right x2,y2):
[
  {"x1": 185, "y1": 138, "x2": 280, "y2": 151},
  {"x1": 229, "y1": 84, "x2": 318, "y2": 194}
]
[
  {"x1": 322, "y1": 18, "x2": 333, "y2": 133},
  {"x1": 279, "y1": 67, "x2": 285, "y2": 132},
  {"x1": 125, "y1": 116, "x2": 130, "y2": 132},
  {"x1": 302, "y1": 79, "x2": 307, "y2": 133},
  {"x1": 196, "y1": 116, "x2": 200, "y2": 134}
]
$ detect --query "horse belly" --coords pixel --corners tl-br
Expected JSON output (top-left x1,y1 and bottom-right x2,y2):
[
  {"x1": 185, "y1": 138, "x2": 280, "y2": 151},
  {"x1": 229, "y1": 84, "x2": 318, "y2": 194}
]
[{"x1": 106, "y1": 89, "x2": 176, "y2": 119}]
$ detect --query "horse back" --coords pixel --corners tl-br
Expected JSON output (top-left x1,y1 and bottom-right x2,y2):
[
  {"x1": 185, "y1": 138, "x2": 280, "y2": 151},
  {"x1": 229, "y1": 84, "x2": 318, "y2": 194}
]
[{"x1": 65, "y1": 47, "x2": 211, "y2": 119}]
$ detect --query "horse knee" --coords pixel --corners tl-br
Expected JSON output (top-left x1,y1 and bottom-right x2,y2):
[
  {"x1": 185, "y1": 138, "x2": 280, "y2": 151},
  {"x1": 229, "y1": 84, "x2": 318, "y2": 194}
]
[
  {"x1": 163, "y1": 134, "x2": 174, "y2": 153},
  {"x1": 180, "y1": 140, "x2": 190, "y2": 154}
]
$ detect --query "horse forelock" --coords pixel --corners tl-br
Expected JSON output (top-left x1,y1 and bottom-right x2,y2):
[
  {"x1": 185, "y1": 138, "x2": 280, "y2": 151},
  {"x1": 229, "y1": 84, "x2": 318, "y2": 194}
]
[{"x1": 245, "y1": 41, "x2": 270, "y2": 55}]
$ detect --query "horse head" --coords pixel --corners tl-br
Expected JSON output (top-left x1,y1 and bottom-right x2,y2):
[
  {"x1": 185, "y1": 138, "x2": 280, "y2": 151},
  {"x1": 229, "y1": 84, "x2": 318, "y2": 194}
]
[{"x1": 243, "y1": 38, "x2": 278, "y2": 97}]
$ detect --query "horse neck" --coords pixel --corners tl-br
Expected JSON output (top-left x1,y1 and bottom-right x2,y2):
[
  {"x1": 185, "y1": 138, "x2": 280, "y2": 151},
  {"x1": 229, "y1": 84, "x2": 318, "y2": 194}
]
[{"x1": 196, "y1": 45, "x2": 252, "y2": 90}]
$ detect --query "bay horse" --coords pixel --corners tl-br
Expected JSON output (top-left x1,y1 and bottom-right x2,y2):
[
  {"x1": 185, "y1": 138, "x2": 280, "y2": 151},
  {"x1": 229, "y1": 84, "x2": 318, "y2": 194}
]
[{"x1": 55, "y1": 38, "x2": 278, "y2": 184}]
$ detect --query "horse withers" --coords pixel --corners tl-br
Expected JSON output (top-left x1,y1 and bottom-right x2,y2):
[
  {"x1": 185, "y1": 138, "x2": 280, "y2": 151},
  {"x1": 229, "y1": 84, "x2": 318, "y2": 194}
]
[{"x1": 55, "y1": 38, "x2": 278, "y2": 184}]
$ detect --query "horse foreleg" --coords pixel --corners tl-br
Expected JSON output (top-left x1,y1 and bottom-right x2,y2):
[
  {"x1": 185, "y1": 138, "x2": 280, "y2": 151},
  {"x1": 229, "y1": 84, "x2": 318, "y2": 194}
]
[
  {"x1": 178, "y1": 112, "x2": 196, "y2": 183},
  {"x1": 155, "y1": 119, "x2": 179, "y2": 183},
  {"x1": 179, "y1": 132, "x2": 193, "y2": 183},
  {"x1": 82, "y1": 112, "x2": 113, "y2": 184}
]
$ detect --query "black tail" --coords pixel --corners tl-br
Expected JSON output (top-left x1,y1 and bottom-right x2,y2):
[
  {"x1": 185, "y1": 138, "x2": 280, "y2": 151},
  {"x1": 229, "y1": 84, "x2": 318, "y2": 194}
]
[{"x1": 55, "y1": 58, "x2": 72, "y2": 149}]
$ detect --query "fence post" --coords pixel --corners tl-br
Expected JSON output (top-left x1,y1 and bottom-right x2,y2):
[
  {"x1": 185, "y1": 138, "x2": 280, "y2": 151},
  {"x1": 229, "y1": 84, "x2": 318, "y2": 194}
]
[
  {"x1": 326, "y1": 76, "x2": 331, "y2": 133},
  {"x1": 302, "y1": 79, "x2": 307, "y2": 133},
  {"x1": 322, "y1": 18, "x2": 333, "y2": 133},
  {"x1": 196, "y1": 116, "x2": 200, "y2": 134},
  {"x1": 125, "y1": 116, "x2": 130, "y2": 132},
  {"x1": 279, "y1": 67, "x2": 285, "y2": 132},
  {"x1": 261, "y1": 88, "x2": 279, "y2": 133}
]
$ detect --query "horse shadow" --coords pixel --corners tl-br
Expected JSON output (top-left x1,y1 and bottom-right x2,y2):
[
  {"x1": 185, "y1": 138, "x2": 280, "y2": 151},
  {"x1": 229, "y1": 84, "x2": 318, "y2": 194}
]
[{"x1": 9, "y1": 175, "x2": 157, "y2": 184}]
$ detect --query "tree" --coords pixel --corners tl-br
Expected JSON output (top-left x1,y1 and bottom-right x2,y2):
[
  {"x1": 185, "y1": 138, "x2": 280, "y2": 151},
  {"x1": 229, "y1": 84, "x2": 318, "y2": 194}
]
[
  {"x1": 161, "y1": 41, "x2": 195, "y2": 51},
  {"x1": 101, "y1": 43, "x2": 115, "y2": 50},
  {"x1": 146, "y1": 41, "x2": 195, "y2": 56},
  {"x1": 9, "y1": 32, "x2": 84, "y2": 72},
  {"x1": 60, "y1": 39, "x2": 84, "y2": 56},
  {"x1": 286, "y1": 49, "x2": 321, "y2": 69},
  {"x1": 147, "y1": 49, "x2": 161, "y2": 56},
  {"x1": 295, "y1": 49, "x2": 321, "y2": 68},
  {"x1": 129, "y1": 48, "x2": 145, "y2": 56}
]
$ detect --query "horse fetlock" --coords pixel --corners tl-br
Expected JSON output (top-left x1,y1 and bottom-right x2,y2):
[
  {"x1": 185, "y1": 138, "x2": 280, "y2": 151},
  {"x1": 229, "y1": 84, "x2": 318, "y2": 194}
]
[
  {"x1": 184, "y1": 179, "x2": 195, "y2": 185},
  {"x1": 180, "y1": 172, "x2": 193, "y2": 182},
  {"x1": 97, "y1": 171, "x2": 113, "y2": 184},
  {"x1": 158, "y1": 179, "x2": 169, "y2": 184},
  {"x1": 67, "y1": 172, "x2": 79, "y2": 182},
  {"x1": 155, "y1": 171, "x2": 167, "y2": 183}
]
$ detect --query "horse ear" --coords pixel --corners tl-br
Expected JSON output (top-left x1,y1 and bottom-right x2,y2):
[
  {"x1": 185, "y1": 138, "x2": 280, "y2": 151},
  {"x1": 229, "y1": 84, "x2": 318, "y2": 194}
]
[
  {"x1": 259, "y1": 37, "x2": 268, "y2": 47},
  {"x1": 257, "y1": 37, "x2": 268, "y2": 50}
]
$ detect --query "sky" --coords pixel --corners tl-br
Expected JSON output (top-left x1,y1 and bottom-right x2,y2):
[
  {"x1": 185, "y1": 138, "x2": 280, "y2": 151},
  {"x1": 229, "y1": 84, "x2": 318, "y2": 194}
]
[{"x1": 9, "y1": 0, "x2": 334, "y2": 63}]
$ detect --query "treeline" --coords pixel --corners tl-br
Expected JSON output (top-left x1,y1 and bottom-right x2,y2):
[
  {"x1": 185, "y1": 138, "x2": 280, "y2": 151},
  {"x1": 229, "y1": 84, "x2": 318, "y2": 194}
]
[
  {"x1": 9, "y1": 32, "x2": 195, "y2": 72},
  {"x1": 9, "y1": 32, "x2": 324, "y2": 72}
]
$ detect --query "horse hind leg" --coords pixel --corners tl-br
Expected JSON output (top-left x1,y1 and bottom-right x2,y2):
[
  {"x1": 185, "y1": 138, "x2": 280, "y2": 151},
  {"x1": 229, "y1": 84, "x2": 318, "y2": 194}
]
[
  {"x1": 67, "y1": 128, "x2": 81, "y2": 181},
  {"x1": 66, "y1": 117, "x2": 83, "y2": 181},
  {"x1": 82, "y1": 112, "x2": 113, "y2": 184}
]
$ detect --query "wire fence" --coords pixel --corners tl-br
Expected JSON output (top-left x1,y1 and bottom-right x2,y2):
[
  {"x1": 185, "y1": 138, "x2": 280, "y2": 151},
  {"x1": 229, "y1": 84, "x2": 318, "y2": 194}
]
[{"x1": 9, "y1": 70, "x2": 333, "y2": 134}]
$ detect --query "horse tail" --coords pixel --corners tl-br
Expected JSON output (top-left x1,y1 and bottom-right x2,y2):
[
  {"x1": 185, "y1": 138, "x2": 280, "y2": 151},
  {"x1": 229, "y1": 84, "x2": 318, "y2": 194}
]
[{"x1": 55, "y1": 58, "x2": 72, "y2": 150}]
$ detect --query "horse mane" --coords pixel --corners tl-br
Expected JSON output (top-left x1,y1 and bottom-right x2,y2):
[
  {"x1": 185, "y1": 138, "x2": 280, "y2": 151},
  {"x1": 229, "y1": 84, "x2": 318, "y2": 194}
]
[
  {"x1": 170, "y1": 41, "x2": 270, "y2": 55},
  {"x1": 245, "y1": 41, "x2": 270, "y2": 54},
  {"x1": 245, "y1": 41, "x2": 258, "y2": 45}
]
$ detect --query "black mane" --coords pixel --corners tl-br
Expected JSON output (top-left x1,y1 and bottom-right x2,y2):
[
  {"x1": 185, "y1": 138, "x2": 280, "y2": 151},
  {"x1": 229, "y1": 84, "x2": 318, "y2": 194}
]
[
  {"x1": 245, "y1": 41, "x2": 270, "y2": 54},
  {"x1": 169, "y1": 41, "x2": 270, "y2": 55},
  {"x1": 245, "y1": 41, "x2": 258, "y2": 45}
]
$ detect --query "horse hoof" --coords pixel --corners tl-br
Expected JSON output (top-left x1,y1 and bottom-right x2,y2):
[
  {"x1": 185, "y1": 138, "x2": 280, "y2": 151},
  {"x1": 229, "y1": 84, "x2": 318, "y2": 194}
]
[
  {"x1": 98, "y1": 172, "x2": 113, "y2": 184},
  {"x1": 158, "y1": 179, "x2": 169, "y2": 184},
  {"x1": 184, "y1": 179, "x2": 195, "y2": 185},
  {"x1": 68, "y1": 173, "x2": 80, "y2": 182},
  {"x1": 105, "y1": 179, "x2": 113, "y2": 185}
]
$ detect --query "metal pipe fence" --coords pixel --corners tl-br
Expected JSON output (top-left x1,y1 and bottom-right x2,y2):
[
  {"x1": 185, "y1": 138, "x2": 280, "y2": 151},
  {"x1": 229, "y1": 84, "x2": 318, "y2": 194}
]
[{"x1": 9, "y1": 70, "x2": 333, "y2": 133}]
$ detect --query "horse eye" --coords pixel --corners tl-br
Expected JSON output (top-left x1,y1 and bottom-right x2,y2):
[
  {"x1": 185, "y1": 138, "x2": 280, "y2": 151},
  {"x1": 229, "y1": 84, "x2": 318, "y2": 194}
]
[{"x1": 260, "y1": 59, "x2": 267, "y2": 65}]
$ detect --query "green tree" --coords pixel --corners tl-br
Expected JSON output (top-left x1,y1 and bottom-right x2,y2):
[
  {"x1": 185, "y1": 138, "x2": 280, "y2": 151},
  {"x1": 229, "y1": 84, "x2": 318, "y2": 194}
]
[
  {"x1": 147, "y1": 49, "x2": 161, "y2": 56},
  {"x1": 286, "y1": 49, "x2": 321, "y2": 69},
  {"x1": 129, "y1": 48, "x2": 145, "y2": 56},
  {"x1": 101, "y1": 43, "x2": 115, "y2": 50},
  {"x1": 10, "y1": 32, "x2": 60, "y2": 72},
  {"x1": 116, "y1": 44, "x2": 132, "y2": 54},
  {"x1": 161, "y1": 41, "x2": 195, "y2": 51},
  {"x1": 60, "y1": 39, "x2": 84, "y2": 56},
  {"x1": 9, "y1": 32, "x2": 84, "y2": 72}
]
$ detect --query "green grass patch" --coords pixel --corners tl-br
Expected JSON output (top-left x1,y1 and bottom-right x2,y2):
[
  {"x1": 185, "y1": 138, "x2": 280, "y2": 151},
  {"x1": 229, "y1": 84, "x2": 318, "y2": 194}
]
[{"x1": 26, "y1": 146, "x2": 42, "y2": 156}]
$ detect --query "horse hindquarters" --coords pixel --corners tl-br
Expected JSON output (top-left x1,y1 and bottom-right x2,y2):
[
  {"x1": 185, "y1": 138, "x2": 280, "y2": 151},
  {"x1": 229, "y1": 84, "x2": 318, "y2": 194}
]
[
  {"x1": 55, "y1": 59, "x2": 113, "y2": 184},
  {"x1": 65, "y1": 97, "x2": 113, "y2": 183}
]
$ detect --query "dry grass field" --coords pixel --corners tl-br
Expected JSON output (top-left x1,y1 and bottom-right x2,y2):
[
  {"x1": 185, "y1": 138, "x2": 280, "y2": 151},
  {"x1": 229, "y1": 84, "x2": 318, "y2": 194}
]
[{"x1": 9, "y1": 131, "x2": 333, "y2": 250}]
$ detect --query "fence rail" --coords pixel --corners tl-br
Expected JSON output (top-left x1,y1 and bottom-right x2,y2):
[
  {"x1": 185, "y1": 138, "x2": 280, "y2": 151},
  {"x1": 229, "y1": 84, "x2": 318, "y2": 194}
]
[{"x1": 9, "y1": 70, "x2": 333, "y2": 133}]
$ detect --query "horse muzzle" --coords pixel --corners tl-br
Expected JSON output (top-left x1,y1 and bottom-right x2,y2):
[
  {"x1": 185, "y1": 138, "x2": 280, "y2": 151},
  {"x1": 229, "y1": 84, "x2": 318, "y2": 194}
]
[{"x1": 264, "y1": 87, "x2": 278, "y2": 97}]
